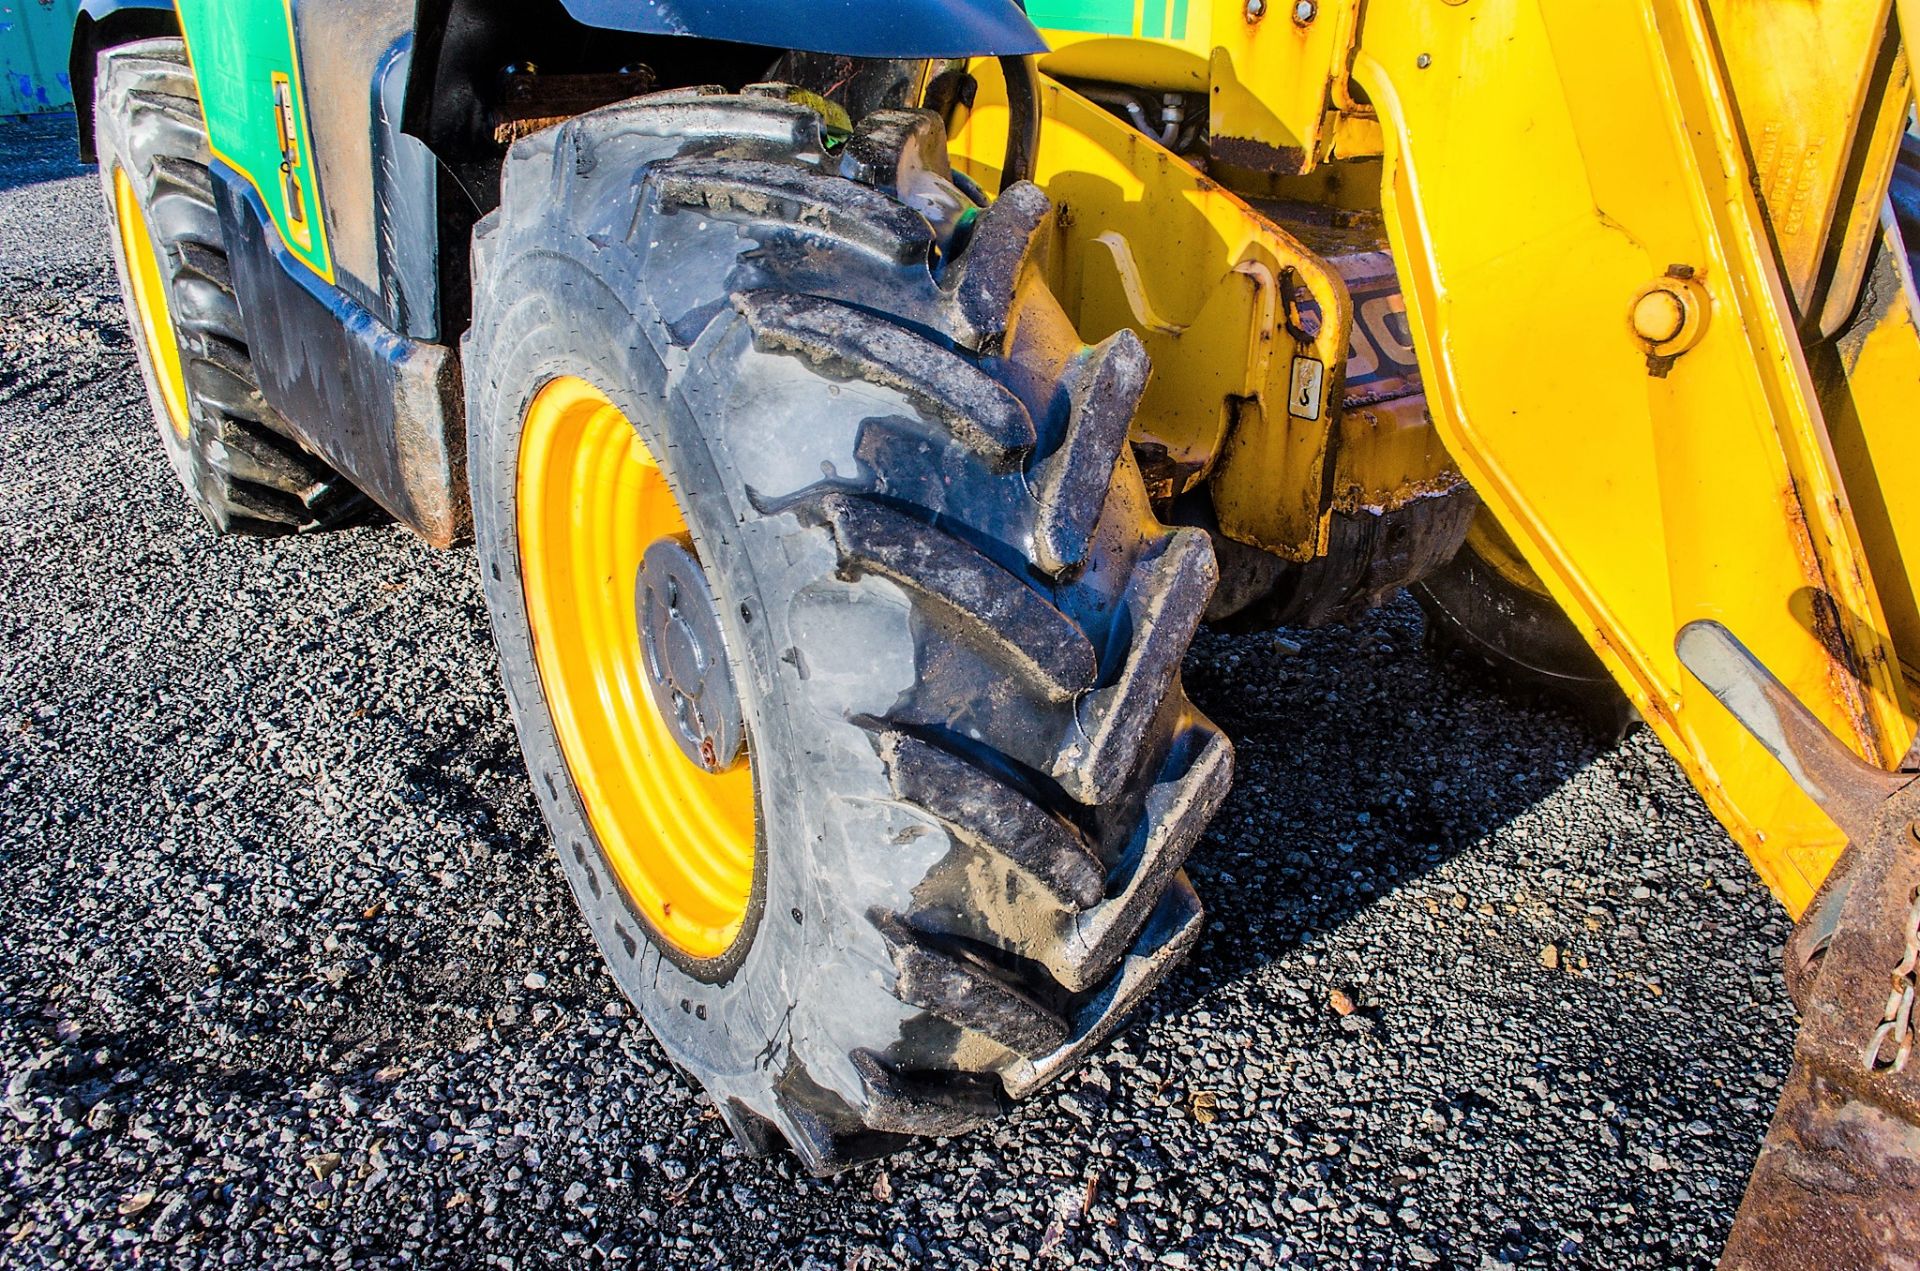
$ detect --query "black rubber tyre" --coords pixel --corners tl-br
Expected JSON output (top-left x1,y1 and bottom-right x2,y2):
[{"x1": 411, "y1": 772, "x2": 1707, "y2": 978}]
[
  {"x1": 466, "y1": 88, "x2": 1231, "y2": 1171},
  {"x1": 95, "y1": 38, "x2": 363, "y2": 534},
  {"x1": 1415, "y1": 512, "x2": 1637, "y2": 736}
]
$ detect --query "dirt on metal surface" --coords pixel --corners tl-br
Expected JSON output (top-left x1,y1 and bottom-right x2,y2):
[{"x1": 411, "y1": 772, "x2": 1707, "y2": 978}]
[
  {"x1": 1721, "y1": 1066, "x2": 1920, "y2": 1271},
  {"x1": 1720, "y1": 802, "x2": 1920, "y2": 1270}
]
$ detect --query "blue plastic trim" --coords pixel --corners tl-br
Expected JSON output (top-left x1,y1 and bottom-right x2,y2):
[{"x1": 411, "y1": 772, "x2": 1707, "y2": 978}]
[{"x1": 556, "y1": 0, "x2": 1046, "y2": 58}]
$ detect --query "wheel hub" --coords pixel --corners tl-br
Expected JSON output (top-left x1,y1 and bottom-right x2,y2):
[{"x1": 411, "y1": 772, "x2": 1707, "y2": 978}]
[{"x1": 637, "y1": 536, "x2": 745, "y2": 774}]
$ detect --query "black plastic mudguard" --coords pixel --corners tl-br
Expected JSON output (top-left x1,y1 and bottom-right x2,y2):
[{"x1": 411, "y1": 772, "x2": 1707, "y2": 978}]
[{"x1": 211, "y1": 164, "x2": 469, "y2": 546}]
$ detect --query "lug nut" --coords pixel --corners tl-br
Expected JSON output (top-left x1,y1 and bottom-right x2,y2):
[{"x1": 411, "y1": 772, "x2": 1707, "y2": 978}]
[
  {"x1": 1246, "y1": 0, "x2": 1266, "y2": 19},
  {"x1": 1293, "y1": 0, "x2": 1317, "y2": 23}
]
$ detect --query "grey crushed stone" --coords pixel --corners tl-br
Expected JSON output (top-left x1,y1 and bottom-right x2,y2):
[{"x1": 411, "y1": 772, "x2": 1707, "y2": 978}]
[{"x1": 0, "y1": 110, "x2": 1793, "y2": 1269}]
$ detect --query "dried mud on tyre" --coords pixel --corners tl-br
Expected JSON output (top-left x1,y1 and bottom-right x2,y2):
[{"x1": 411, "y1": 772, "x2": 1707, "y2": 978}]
[{"x1": 465, "y1": 86, "x2": 1230, "y2": 1171}]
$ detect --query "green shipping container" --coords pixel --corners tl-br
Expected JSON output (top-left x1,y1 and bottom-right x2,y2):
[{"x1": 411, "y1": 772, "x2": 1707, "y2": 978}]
[{"x1": 1, "y1": 0, "x2": 81, "y2": 116}]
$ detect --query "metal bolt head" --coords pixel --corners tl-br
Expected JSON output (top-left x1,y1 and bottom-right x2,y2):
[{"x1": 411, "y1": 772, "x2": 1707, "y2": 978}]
[
  {"x1": 1246, "y1": 0, "x2": 1266, "y2": 18},
  {"x1": 1632, "y1": 288, "x2": 1687, "y2": 344},
  {"x1": 1416, "y1": 52, "x2": 1433, "y2": 69},
  {"x1": 1292, "y1": 0, "x2": 1317, "y2": 23}
]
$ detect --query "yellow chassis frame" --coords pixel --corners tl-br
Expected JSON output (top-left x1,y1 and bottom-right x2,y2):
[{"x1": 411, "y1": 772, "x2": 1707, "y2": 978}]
[{"x1": 956, "y1": 0, "x2": 1920, "y2": 914}]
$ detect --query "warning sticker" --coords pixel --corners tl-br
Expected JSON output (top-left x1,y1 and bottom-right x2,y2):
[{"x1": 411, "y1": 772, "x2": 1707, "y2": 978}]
[{"x1": 1288, "y1": 356, "x2": 1326, "y2": 421}]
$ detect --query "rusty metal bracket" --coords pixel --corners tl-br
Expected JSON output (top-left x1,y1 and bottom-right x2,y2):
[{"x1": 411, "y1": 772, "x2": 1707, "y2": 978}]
[
  {"x1": 1678, "y1": 621, "x2": 1920, "y2": 1269},
  {"x1": 1720, "y1": 796, "x2": 1920, "y2": 1270},
  {"x1": 1677, "y1": 622, "x2": 1909, "y2": 839}
]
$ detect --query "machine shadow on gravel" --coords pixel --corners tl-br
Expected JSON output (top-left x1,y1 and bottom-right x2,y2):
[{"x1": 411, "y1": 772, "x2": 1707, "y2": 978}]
[
  {"x1": 0, "y1": 114, "x2": 91, "y2": 197},
  {"x1": 1151, "y1": 597, "x2": 1617, "y2": 1024}
]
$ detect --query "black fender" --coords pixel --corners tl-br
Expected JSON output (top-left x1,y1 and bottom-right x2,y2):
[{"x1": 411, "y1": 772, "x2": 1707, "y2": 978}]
[
  {"x1": 70, "y1": 0, "x2": 178, "y2": 163},
  {"x1": 553, "y1": 0, "x2": 1044, "y2": 59}
]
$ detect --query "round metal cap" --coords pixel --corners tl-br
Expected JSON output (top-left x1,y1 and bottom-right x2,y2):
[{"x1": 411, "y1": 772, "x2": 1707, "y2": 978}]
[{"x1": 1631, "y1": 288, "x2": 1687, "y2": 345}]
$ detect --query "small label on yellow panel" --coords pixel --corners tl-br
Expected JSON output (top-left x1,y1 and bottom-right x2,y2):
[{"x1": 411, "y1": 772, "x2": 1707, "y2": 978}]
[{"x1": 1288, "y1": 356, "x2": 1325, "y2": 420}]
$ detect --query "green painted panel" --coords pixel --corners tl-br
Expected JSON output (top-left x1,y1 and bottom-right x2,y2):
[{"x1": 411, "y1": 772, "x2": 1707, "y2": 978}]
[
  {"x1": 176, "y1": 0, "x2": 331, "y2": 279},
  {"x1": 0, "y1": 0, "x2": 81, "y2": 116},
  {"x1": 1025, "y1": 0, "x2": 1135, "y2": 37}
]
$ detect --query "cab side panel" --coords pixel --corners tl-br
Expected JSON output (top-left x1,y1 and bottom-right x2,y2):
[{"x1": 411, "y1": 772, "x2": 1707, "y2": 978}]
[
  {"x1": 170, "y1": 0, "x2": 465, "y2": 543},
  {"x1": 287, "y1": 0, "x2": 434, "y2": 337},
  {"x1": 175, "y1": 0, "x2": 332, "y2": 279}
]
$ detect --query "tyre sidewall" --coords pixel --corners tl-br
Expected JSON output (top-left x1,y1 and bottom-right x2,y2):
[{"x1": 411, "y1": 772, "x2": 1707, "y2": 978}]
[
  {"x1": 93, "y1": 41, "x2": 206, "y2": 512},
  {"x1": 467, "y1": 246, "x2": 914, "y2": 1107}
]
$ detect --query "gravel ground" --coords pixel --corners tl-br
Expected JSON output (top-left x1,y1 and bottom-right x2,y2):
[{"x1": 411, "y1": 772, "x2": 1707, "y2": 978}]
[{"x1": 0, "y1": 109, "x2": 1795, "y2": 1269}]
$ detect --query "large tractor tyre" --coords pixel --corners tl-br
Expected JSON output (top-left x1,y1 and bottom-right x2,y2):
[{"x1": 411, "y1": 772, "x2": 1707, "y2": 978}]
[
  {"x1": 1415, "y1": 511, "x2": 1636, "y2": 736},
  {"x1": 94, "y1": 38, "x2": 362, "y2": 534},
  {"x1": 466, "y1": 88, "x2": 1232, "y2": 1171}
]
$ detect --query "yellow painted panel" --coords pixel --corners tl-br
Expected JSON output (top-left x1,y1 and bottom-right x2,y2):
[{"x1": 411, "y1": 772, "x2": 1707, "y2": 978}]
[
  {"x1": 1033, "y1": 0, "x2": 1371, "y2": 173},
  {"x1": 1823, "y1": 220, "x2": 1920, "y2": 679},
  {"x1": 1705, "y1": 0, "x2": 1898, "y2": 319},
  {"x1": 1353, "y1": 0, "x2": 1914, "y2": 914},
  {"x1": 951, "y1": 67, "x2": 1357, "y2": 557}
]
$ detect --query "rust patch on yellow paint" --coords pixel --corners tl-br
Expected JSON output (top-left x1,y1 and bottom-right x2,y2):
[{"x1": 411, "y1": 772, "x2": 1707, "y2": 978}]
[{"x1": 1781, "y1": 480, "x2": 1881, "y2": 764}]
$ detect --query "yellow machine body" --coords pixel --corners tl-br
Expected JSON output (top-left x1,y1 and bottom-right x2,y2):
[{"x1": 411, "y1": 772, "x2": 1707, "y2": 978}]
[{"x1": 953, "y1": 0, "x2": 1920, "y2": 915}]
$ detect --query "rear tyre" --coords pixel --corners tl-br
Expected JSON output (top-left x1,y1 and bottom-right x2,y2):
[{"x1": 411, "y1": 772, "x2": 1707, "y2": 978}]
[
  {"x1": 1415, "y1": 510, "x2": 1636, "y2": 735},
  {"x1": 94, "y1": 38, "x2": 363, "y2": 534},
  {"x1": 466, "y1": 88, "x2": 1231, "y2": 1170}
]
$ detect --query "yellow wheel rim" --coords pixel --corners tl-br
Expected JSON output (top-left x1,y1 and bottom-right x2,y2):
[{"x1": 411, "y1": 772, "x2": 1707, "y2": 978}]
[
  {"x1": 517, "y1": 376, "x2": 757, "y2": 960},
  {"x1": 1464, "y1": 508, "x2": 1553, "y2": 599},
  {"x1": 113, "y1": 167, "x2": 190, "y2": 442}
]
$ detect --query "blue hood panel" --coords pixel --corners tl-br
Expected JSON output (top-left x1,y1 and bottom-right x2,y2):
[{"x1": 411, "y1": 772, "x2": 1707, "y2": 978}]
[{"x1": 557, "y1": 0, "x2": 1047, "y2": 58}]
